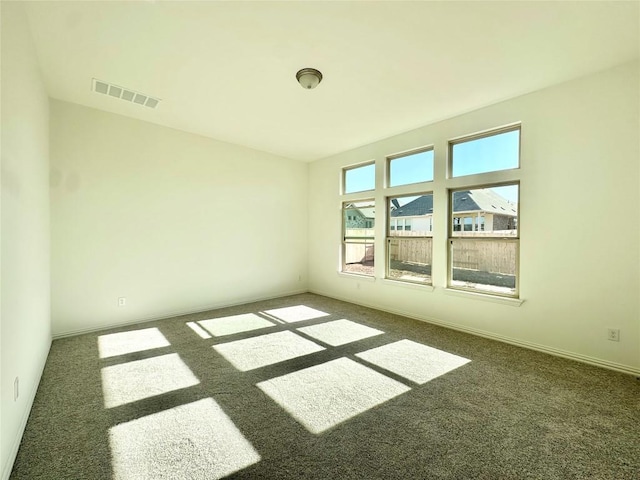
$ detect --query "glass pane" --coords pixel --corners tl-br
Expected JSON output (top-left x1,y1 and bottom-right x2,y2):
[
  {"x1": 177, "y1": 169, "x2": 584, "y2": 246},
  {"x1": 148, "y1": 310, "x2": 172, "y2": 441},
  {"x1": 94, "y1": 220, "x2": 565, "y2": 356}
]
[
  {"x1": 344, "y1": 163, "x2": 375, "y2": 194},
  {"x1": 387, "y1": 194, "x2": 432, "y2": 284},
  {"x1": 389, "y1": 149, "x2": 434, "y2": 187},
  {"x1": 451, "y1": 129, "x2": 519, "y2": 177},
  {"x1": 451, "y1": 185, "x2": 518, "y2": 237},
  {"x1": 389, "y1": 194, "x2": 433, "y2": 237},
  {"x1": 343, "y1": 241, "x2": 375, "y2": 276},
  {"x1": 343, "y1": 200, "x2": 375, "y2": 276},
  {"x1": 450, "y1": 239, "x2": 517, "y2": 296},
  {"x1": 388, "y1": 237, "x2": 432, "y2": 284}
]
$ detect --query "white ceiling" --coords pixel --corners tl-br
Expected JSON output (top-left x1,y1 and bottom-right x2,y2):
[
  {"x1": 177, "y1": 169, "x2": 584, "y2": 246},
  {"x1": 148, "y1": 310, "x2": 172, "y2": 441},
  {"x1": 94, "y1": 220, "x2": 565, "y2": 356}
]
[{"x1": 24, "y1": 1, "x2": 639, "y2": 162}]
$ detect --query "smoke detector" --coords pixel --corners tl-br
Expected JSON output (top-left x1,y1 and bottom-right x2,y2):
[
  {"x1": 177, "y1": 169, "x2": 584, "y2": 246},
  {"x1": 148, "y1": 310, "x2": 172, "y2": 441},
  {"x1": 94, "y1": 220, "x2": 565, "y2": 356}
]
[{"x1": 92, "y1": 78, "x2": 160, "y2": 109}]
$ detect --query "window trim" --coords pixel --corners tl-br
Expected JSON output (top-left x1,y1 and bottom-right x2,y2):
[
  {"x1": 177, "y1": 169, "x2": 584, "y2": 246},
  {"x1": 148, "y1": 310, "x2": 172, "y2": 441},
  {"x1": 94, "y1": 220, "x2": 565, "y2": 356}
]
[{"x1": 443, "y1": 287, "x2": 524, "y2": 306}]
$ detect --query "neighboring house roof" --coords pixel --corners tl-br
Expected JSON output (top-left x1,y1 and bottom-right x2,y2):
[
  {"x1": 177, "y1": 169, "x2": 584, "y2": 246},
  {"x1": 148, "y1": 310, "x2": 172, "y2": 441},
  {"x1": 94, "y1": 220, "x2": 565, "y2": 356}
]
[
  {"x1": 390, "y1": 196, "x2": 433, "y2": 217},
  {"x1": 391, "y1": 189, "x2": 516, "y2": 218},
  {"x1": 454, "y1": 189, "x2": 517, "y2": 215}
]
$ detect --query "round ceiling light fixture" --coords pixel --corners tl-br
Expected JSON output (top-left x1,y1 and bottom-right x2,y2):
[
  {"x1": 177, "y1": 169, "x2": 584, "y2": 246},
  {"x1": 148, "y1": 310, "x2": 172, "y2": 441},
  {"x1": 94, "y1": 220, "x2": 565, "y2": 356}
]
[{"x1": 296, "y1": 68, "x2": 323, "y2": 89}]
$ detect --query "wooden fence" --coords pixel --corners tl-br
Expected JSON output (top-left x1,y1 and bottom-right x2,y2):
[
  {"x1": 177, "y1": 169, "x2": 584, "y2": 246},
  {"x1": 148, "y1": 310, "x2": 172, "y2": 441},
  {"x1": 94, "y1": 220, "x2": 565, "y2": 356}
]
[
  {"x1": 388, "y1": 237, "x2": 432, "y2": 265},
  {"x1": 345, "y1": 229, "x2": 516, "y2": 275},
  {"x1": 344, "y1": 242, "x2": 374, "y2": 264},
  {"x1": 451, "y1": 239, "x2": 516, "y2": 275},
  {"x1": 344, "y1": 229, "x2": 374, "y2": 264}
]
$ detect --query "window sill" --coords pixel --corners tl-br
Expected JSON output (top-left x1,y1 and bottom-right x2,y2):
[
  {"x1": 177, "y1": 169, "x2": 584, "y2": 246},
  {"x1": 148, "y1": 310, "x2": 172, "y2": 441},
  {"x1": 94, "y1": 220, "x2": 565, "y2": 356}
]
[
  {"x1": 337, "y1": 272, "x2": 376, "y2": 282},
  {"x1": 381, "y1": 278, "x2": 434, "y2": 292},
  {"x1": 443, "y1": 288, "x2": 524, "y2": 306}
]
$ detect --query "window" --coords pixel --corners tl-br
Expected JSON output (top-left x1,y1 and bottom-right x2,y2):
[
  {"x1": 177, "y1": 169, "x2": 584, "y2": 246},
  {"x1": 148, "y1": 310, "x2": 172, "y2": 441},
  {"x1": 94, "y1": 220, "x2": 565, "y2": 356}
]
[
  {"x1": 448, "y1": 126, "x2": 521, "y2": 297},
  {"x1": 344, "y1": 162, "x2": 375, "y2": 194},
  {"x1": 450, "y1": 127, "x2": 519, "y2": 178},
  {"x1": 387, "y1": 194, "x2": 432, "y2": 285},
  {"x1": 449, "y1": 183, "x2": 519, "y2": 297},
  {"x1": 388, "y1": 147, "x2": 434, "y2": 187},
  {"x1": 338, "y1": 123, "x2": 521, "y2": 300},
  {"x1": 342, "y1": 200, "x2": 375, "y2": 276}
]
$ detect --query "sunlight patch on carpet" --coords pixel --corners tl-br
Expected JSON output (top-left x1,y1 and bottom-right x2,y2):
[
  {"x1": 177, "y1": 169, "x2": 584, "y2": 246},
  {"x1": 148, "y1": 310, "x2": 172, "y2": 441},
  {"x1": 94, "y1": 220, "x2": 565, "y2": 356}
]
[
  {"x1": 101, "y1": 353, "x2": 199, "y2": 408},
  {"x1": 213, "y1": 331, "x2": 325, "y2": 371},
  {"x1": 297, "y1": 319, "x2": 384, "y2": 346},
  {"x1": 355, "y1": 339, "x2": 471, "y2": 384},
  {"x1": 262, "y1": 305, "x2": 330, "y2": 323},
  {"x1": 257, "y1": 357, "x2": 410, "y2": 434},
  {"x1": 198, "y1": 313, "x2": 275, "y2": 337},
  {"x1": 186, "y1": 321, "x2": 212, "y2": 339},
  {"x1": 98, "y1": 327, "x2": 170, "y2": 359},
  {"x1": 109, "y1": 398, "x2": 260, "y2": 480}
]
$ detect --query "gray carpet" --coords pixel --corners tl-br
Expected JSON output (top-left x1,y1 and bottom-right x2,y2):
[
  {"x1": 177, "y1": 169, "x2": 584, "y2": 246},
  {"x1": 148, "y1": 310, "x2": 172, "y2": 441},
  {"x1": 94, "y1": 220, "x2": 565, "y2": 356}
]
[{"x1": 10, "y1": 293, "x2": 640, "y2": 479}]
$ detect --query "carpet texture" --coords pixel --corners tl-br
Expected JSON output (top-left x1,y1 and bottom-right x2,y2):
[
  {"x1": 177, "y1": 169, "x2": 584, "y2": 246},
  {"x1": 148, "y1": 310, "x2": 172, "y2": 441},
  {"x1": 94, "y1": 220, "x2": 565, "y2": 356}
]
[{"x1": 9, "y1": 293, "x2": 640, "y2": 479}]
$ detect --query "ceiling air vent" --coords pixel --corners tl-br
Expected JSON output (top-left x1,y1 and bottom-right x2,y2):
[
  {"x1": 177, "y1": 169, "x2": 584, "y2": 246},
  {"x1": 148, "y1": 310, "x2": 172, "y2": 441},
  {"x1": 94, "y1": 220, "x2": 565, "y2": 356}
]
[{"x1": 92, "y1": 78, "x2": 160, "y2": 109}]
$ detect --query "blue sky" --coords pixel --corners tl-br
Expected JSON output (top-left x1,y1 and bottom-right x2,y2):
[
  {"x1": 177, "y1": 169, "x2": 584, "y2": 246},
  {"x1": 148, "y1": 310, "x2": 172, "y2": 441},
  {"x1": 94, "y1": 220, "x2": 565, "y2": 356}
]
[
  {"x1": 345, "y1": 129, "x2": 519, "y2": 203},
  {"x1": 344, "y1": 163, "x2": 375, "y2": 194},
  {"x1": 390, "y1": 150, "x2": 434, "y2": 187},
  {"x1": 452, "y1": 129, "x2": 519, "y2": 178}
]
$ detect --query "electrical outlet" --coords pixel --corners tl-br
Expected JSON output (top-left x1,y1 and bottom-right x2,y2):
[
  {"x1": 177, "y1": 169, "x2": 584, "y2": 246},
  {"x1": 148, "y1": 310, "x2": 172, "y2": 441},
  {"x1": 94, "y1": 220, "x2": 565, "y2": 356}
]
[
  {"x1": 14, "y1": 377, "x2": 19, "y2": 401},
  {"x1": 118, "y1": 297, "x2": 126, "y2": 307},
  {"x1": 607, "y1": 328, "x2": 620, "y2": 342}
]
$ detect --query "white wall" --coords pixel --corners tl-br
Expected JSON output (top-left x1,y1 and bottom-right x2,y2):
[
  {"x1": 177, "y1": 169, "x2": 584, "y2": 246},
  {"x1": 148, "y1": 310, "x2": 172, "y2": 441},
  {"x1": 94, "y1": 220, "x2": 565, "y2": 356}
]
[
  {"x1": 309, "y1": 61, "x2": 640, "y2": 374},
  {"x1": 0, "y1": 2, "x2": 52, "y2": 478},
  {"x1": 51, "y1": 100, "x2": 308, "y2": 335}
]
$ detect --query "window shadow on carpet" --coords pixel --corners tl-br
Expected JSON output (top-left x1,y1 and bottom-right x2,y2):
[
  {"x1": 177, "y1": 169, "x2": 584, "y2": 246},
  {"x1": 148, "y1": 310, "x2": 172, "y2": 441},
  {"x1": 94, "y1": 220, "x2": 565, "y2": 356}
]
[{"x1": 10, "y1": 293, "x2": 639, "y2": 480}]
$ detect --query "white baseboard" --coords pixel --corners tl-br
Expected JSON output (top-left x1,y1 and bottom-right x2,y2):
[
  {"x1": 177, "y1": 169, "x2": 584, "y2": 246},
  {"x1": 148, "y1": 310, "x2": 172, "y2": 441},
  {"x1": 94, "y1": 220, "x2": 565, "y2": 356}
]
[
  {"x1": 309, "y1": 288, "x2": 640, "y2": 377},
  {"x1": 2, "y1": 340, "x2": 52, "y2": 480},
  {"x1": 53, "y1": 289, "x2": 308, "y2": 339}
]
